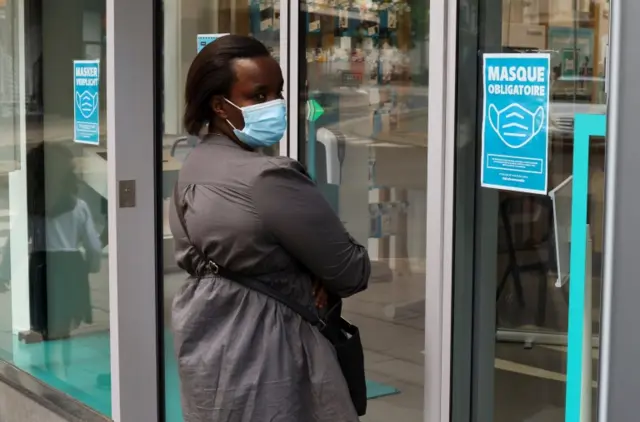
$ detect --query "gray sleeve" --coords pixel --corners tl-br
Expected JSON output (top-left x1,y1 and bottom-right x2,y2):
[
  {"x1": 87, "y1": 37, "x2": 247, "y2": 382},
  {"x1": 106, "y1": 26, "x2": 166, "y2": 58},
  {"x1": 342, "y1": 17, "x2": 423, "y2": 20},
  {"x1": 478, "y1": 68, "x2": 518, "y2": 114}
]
[{"x1": 253, "y1": 161, "x2": 370, "y2": 297}]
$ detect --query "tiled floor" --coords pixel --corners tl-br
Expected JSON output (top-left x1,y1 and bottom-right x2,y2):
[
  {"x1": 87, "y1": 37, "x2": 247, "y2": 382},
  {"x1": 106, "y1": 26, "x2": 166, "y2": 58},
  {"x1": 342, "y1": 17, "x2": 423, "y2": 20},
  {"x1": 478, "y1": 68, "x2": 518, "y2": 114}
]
[{"x1": 494, "y1": 343, "x2": 599, "y2": 422}]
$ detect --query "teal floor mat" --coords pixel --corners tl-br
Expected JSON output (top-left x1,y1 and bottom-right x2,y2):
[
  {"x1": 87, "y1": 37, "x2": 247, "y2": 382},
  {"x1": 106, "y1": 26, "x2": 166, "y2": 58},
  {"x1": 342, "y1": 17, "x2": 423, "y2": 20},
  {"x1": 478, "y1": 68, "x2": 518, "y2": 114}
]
[
  {"x1": 1, "y1": 331, "x2": 400, "y2": 421},
  {"x1": 365, "y1": 379, "x2": 401, "y2": 399},
  {"x1": 0, "y1": 333, "x2": 112, "y2": 416}
]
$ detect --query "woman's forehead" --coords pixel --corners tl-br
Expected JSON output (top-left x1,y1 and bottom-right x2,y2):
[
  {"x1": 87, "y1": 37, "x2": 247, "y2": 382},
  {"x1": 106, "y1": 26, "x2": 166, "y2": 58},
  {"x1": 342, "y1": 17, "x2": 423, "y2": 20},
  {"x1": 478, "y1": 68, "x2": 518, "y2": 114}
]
[{"x1": 232, "y1": 57, "x2": 282, "y2": 86}]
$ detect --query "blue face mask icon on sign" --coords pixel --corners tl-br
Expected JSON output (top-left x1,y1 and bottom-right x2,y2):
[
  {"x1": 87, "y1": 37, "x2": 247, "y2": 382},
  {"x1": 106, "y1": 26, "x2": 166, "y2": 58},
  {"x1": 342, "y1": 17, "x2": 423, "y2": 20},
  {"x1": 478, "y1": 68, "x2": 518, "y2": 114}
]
[
  {"x1": 76, "y1": 91, "x2": 99, "y2": 119},
  {"x1": 488, "y1": 103, "x2": 545, "y2": 148}
]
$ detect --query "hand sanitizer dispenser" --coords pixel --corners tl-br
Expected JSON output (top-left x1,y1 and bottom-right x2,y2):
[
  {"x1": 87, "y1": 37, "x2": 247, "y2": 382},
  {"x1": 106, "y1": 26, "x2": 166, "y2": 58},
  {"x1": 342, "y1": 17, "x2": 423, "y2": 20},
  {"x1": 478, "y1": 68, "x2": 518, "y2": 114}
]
[{"x1": 315, "y1": 128, "x2": 346, "y2": 214}]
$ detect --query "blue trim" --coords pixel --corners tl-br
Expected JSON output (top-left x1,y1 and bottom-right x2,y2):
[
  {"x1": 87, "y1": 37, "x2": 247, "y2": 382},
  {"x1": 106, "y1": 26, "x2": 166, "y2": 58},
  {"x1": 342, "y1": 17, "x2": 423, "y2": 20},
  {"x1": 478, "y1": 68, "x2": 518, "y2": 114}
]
[{"x1": 566, "y1": 113, "x2": 606, "y2": 422}]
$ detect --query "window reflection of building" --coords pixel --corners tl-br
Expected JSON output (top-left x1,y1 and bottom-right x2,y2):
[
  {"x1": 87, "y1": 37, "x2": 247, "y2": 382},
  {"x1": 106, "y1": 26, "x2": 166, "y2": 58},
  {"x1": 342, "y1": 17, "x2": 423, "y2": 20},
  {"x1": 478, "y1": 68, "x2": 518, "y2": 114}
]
[
  {"x1": 301, "y1": 2, "x2": 429, "y2": 419},
  {"x1": 497, "y1": 0, "x2": 609, "y2": 333},
  {"x1": 501, "y1": 0, "x2": 609, "y2": 103}
]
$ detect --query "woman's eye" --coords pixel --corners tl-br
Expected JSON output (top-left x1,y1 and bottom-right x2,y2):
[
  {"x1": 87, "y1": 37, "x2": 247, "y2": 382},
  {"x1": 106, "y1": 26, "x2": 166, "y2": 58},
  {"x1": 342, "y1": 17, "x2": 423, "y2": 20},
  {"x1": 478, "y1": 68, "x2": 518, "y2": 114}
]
[{"x1": 256, "y1": 93, "x2": 267, "y2": 102}]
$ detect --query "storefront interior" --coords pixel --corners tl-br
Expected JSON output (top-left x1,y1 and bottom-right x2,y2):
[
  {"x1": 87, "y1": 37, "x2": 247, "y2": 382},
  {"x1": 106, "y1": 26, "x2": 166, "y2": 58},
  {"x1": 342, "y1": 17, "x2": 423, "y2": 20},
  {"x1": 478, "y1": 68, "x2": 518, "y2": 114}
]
[
  {"x1": 0, "y1": 0, "x2": 617, "y2": 421},
  {"x1": 452, "y1": 0, "x2": 609, "y2": 420}
]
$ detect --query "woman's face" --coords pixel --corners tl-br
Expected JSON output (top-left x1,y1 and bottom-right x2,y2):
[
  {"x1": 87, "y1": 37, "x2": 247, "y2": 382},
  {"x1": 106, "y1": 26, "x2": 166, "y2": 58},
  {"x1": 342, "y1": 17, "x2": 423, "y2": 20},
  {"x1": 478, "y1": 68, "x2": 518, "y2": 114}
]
[{"x1": 213, "y1": 56, "x2": 284, "y2": 136}]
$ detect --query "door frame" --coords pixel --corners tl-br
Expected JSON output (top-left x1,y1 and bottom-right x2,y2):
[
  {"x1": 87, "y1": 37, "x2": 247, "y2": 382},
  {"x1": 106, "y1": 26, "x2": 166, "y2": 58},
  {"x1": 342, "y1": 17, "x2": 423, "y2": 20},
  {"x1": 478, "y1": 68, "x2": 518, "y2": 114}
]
[
  {"x1": 107, "y1": 0, "x2": 160, "y2": 419},
  {"x1": 426, "y1": 0, "x2": 457, "y2": 420}
]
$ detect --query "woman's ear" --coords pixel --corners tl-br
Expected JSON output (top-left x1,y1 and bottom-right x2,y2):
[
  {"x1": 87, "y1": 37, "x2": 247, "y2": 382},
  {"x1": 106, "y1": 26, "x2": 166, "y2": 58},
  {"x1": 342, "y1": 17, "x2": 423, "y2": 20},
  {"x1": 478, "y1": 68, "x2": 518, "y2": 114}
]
[{"x1": 211, "y1": 96, "x2": 228, "y2": 120}]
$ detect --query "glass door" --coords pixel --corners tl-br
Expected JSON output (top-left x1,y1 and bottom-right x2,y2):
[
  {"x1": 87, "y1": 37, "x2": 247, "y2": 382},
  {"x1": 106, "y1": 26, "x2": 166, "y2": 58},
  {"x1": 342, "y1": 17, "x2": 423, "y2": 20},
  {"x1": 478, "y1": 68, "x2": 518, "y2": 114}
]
[
  {"x1": 159, "y1": 1, "x2": 284, "y2": 421},
  {"x1": 452, "y1": 0, "x2": 609, "y2": 421},
  {"x1": 298, "y1": 1, "x2": 430, "y2": 420},
  {"x1": 0, "y1": 0, "x2": 111, "y2": 416}
]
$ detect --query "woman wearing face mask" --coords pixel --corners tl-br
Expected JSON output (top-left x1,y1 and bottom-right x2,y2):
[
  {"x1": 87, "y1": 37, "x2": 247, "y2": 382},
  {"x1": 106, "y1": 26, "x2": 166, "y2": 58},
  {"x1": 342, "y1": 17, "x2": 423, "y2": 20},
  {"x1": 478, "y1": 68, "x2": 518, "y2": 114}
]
[{"x1": 170, "y1": 35, "x2": 370, "y2": 421}]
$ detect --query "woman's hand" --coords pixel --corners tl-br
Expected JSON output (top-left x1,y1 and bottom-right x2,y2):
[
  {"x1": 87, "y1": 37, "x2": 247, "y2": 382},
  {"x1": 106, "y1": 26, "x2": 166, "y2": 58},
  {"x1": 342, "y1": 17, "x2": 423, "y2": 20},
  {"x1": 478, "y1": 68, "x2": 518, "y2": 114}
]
[{"x1": 313, "y1": 280, "x2": 328, "y2": 310}]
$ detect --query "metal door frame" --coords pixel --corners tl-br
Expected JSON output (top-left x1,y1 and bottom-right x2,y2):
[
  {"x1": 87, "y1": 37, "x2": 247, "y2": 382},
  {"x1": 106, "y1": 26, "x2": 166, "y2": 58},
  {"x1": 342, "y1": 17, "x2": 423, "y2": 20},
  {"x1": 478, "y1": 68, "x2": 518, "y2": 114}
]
[
  {"x1": 426, "y1": 0, "x2": 457, "y2": 421},
  {"x1": 107, "y1": 0, "x2": 160, "y2": 419},
  {"x1": 597, "y1": 0, "x2": 640, "y2": 420}
]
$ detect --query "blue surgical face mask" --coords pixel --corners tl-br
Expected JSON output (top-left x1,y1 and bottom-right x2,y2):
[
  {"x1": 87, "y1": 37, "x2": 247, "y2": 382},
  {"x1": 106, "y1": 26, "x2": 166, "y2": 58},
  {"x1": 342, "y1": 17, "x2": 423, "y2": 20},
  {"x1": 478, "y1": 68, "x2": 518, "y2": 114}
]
[{"x1": 225, "y1": 98, "x2": 287, "y2": 148}]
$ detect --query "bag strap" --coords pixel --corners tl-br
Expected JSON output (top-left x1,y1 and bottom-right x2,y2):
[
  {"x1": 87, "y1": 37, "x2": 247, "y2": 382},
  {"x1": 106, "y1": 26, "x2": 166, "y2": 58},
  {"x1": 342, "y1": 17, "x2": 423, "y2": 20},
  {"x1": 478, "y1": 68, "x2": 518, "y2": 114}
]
[{"x1": 172, "y1": 184, "x2": 323, "y2": 326}]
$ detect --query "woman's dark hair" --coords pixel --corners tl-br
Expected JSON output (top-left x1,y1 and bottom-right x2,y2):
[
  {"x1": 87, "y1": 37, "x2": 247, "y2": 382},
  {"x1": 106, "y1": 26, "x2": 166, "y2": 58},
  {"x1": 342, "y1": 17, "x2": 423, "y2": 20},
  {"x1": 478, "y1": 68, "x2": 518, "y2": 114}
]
[
  {"x1": 27, "y1": 142, "x2": 78, "y2": 218},
  {"x1": 184, "y1": 35, "x2": 270, "y2": 136}
]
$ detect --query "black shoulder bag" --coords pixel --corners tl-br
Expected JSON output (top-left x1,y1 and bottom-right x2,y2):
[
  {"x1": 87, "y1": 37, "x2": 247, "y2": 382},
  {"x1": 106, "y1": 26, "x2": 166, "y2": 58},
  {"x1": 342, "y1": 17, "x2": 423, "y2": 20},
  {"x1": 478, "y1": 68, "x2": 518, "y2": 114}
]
[{"x1": 173, "y1": 186, "x2": 367, "y2": 416}]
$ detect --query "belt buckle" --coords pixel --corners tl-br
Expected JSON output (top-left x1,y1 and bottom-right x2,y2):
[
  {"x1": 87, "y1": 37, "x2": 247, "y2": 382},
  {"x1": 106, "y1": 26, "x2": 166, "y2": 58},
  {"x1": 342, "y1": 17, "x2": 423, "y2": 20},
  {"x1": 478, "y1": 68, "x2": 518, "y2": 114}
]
[{"x1": 208, "y1": 261, "x2": 219, "y2": 275}]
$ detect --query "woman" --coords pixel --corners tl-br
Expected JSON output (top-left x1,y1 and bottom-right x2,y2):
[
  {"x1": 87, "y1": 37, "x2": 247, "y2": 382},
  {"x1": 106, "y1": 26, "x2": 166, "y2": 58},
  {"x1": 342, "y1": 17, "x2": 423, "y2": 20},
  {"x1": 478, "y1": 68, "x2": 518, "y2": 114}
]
[
  {"x1": 26, "y1": 142, "x2": 102, "y2": 341},
  {"x1": 170, "y1": 35, "x2": 370, "y2": 421}
]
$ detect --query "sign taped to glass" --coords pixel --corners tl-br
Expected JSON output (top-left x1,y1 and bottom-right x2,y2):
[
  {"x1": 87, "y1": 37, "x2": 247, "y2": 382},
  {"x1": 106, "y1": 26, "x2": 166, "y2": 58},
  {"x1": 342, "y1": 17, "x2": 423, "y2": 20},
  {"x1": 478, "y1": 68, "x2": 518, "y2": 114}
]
[
  {"x1": 481, "y1": 53, "x2": 551, "y2": 195},
  {"x1": 197, "y1": 33, "x2": 229, "y2": 53},
  {"x1": 73, "y1": 60, "x2": 101, "y2": 145}
]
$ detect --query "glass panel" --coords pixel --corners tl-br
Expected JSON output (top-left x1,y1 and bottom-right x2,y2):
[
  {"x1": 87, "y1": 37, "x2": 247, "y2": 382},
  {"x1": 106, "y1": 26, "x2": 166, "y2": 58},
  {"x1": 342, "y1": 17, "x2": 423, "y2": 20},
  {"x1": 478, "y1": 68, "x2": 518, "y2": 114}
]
[
  {"x1": 299, "y1": 1, "x2": 430, "y2": 420},
  {"x1": 0, "y1": 0, "x2": 110, "y2": 416},
  {"x1": 160, "y1": 2, "x2": 281, "y2": 421},
  {"x1": 452, "y1": 0, "x2": 609, "y2": 420}
]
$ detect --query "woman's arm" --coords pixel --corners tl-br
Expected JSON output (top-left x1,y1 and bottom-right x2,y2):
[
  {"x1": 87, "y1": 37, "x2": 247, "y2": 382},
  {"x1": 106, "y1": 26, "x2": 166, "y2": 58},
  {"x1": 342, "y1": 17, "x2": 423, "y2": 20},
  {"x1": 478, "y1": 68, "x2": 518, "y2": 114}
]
[
  {"x1": 253, "y1": 160, "x2": 370, "y2": 297},
  {"x1": 79, "y1": 201, "x2": 103, "y2": 273}
]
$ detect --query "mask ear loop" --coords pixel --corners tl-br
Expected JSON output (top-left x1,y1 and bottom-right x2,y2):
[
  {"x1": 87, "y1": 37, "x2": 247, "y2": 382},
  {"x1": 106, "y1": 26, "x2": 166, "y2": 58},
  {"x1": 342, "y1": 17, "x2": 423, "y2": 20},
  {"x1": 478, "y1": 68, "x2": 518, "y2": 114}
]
[
  {"x1": 226, "y1": 119, "x2": 238, "y2": 130},
  {"x1": 224, "y1": 98, "x2": 242, "y2": 131}
]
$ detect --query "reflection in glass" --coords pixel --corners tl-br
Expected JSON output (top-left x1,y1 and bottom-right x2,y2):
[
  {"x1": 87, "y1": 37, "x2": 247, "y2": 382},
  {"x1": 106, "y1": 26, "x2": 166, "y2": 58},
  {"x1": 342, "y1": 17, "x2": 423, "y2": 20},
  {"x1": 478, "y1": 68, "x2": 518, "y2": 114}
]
[
  {"x1": 300, "y1": 1, "x2": 430, "y2": 420},
  {"x1": 0, "y1": 0, "x2": 111, "y2": 416},
  {"x1": 477, "y1": 0, "x2": 608, "y2": 421},
  {"x1": 26, "y1": 142, "x2": 102, "y2": 342}
]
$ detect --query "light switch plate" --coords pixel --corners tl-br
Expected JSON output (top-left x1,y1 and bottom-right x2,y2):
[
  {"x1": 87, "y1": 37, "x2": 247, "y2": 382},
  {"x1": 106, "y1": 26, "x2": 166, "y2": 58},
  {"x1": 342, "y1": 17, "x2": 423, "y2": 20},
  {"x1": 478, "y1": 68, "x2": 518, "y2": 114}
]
[{"x1": 119, "y1": 180, "x2": 136, "y2": 208}]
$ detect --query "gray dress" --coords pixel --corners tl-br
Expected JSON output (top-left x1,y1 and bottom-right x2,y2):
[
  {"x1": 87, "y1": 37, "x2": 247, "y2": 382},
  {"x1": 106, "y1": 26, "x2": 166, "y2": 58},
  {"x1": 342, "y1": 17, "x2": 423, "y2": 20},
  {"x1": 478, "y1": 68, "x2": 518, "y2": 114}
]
[{"x1": 170, "y1": 134, "x2": 371, "y2": 422}]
